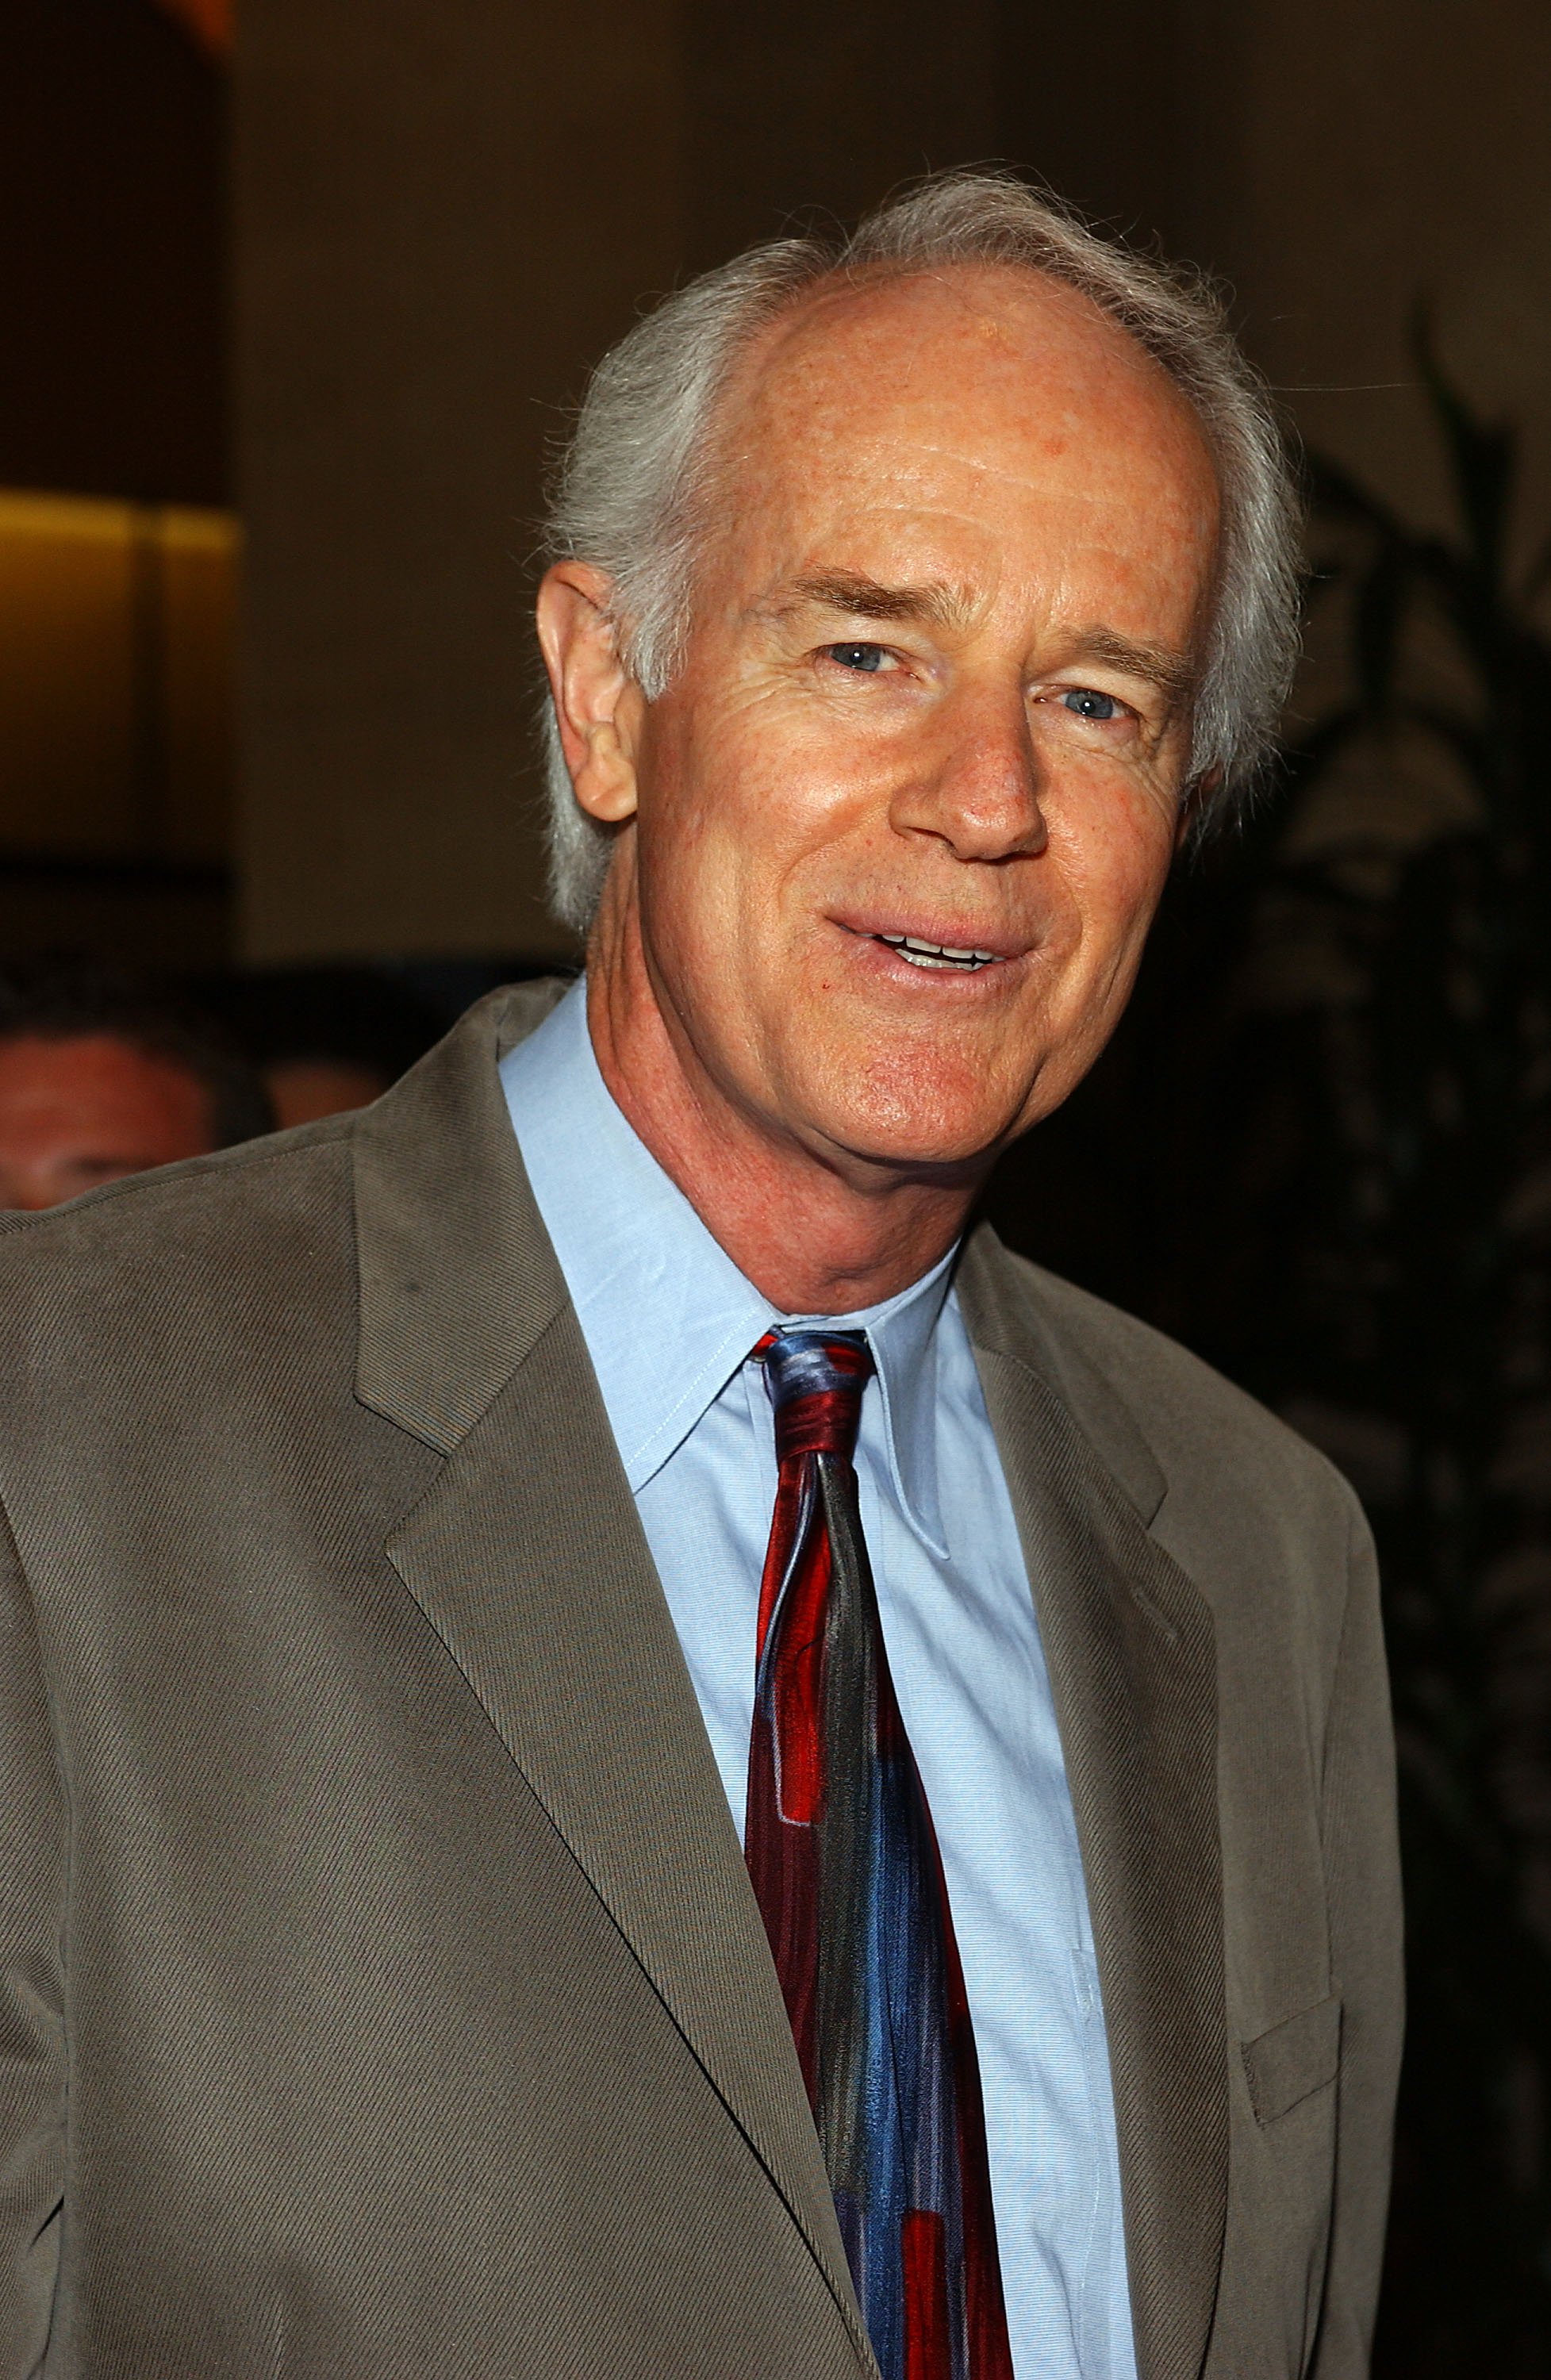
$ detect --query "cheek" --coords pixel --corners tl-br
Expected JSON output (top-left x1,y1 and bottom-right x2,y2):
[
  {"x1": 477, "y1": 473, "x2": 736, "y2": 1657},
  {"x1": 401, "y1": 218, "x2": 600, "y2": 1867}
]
[
  {"x1": 639, "y1": 699, "x2": 844, "y2": 935},
  {"x1": 632, "y1": 737, "x2": 794, "y2": 1005},
  {"x1": 1029, "y1": 793, "x2": 1175, "y2": 1046},
  {"x1": 1050, "y1": 774, "x2": 1177, "y2": 928},
  {"x1": 634, "y1": 708, "x2": 735, "y2": 914}
]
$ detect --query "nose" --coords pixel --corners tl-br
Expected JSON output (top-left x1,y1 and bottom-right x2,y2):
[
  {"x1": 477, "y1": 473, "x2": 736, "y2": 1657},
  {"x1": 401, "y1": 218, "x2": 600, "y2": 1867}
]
[{"x1": 886, "y1": 685, "x2": 1048, "y2": 864}]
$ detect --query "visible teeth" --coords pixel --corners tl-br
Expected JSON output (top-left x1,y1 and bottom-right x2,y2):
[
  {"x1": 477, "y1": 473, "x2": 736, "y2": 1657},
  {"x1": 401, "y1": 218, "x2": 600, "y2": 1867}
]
[{"x1": 877, "y1": 931, "x2": 1000, "y2": 969}]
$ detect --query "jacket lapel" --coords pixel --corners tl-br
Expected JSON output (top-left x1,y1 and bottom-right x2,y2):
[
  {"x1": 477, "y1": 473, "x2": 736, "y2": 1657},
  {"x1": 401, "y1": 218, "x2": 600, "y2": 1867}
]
[
  {"x1": 352, "y1": 984, "x2": 872, "y2": 2373},
  {"x1": 958, "y1": 1228, "x2": 1228, "y2": 2380}
]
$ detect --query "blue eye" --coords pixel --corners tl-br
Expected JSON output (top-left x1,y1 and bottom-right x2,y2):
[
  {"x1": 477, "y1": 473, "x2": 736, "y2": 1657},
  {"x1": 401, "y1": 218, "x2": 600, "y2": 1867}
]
[
  {"x1": 1062, "y1": 688, "x2": 1123, "y2": 721},
  {"x1": 826, "y1": 643, "x2": 887, "y2": 673}
]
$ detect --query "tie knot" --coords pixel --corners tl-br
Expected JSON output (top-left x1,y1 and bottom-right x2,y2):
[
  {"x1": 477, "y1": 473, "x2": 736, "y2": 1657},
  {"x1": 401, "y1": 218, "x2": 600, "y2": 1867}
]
[{"x1": 758, "y1": 1329, "x2": 873, "y2": 1465}]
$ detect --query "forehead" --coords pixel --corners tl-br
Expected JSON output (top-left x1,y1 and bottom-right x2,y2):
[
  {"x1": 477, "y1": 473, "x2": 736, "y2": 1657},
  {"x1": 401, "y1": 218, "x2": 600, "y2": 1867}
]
[{"x1": 704, "y1": 263, "x2": 1219, "y2": 597}]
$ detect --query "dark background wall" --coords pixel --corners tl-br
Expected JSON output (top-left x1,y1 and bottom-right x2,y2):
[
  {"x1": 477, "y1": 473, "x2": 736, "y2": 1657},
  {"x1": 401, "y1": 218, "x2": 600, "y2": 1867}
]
[{"x1": 0, "y1": 0, "x2": 226, "y2": 504}]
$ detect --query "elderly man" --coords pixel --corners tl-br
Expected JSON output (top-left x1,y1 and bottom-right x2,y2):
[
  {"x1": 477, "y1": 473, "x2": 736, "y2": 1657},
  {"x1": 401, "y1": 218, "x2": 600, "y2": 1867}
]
[{"x1": 0, "y1": 175, "x2": 1399, "y2": 2380}]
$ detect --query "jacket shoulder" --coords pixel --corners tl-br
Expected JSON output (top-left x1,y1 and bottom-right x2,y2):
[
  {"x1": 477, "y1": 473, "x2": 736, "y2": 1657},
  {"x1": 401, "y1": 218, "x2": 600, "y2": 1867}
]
[
  {"x1": 0, "y1": 1114, "x2": 359, "y2": 1345},
  {"x1": 971, "y1": 1235, "x2": 1361, "y2": 1533}
]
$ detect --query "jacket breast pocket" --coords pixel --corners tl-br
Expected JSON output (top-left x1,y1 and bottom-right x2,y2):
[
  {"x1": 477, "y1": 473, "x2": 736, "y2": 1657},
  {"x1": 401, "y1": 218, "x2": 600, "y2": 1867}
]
[{"x1": 1241, "y1": 1993, "x2": 1342, "y2": 2127}]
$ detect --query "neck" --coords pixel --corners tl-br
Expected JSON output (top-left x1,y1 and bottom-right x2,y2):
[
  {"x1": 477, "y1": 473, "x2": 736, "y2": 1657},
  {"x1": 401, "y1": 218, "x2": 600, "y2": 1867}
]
[{"x1": 583, "y1": 941, "x2": 985, "y2": 1319}]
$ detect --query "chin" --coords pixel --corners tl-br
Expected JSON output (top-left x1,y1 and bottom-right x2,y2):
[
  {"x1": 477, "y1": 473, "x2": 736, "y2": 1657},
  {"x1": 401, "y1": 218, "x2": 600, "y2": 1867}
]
[{"x1": 806, "y1": 1049, "x2": 1031, "y2": 1175}]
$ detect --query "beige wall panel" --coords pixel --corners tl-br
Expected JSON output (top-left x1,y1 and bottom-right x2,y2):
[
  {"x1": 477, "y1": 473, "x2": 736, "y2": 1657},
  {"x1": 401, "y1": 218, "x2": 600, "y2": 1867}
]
[{"x1": 236, "y1": 0, "x2": 688, "y2": 962}]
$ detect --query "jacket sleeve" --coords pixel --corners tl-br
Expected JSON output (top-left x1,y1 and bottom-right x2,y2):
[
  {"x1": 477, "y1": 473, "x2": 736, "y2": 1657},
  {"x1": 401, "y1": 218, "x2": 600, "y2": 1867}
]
[
  {"x1": 0, "y1": 1498, "x2": 65, "y2": 2376},
  {"x1": 1311, "y1": 1500, "x2": 1403, "y2": 2378}
]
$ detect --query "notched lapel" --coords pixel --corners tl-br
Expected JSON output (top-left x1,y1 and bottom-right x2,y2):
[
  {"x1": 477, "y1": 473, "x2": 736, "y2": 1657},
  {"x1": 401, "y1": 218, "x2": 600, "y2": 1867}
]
[
  {"x1": 385, "y1": 1306, "x2": 871, "y2": 2373},
  {"x1": 962, "y1": 1238, "x2": 1227, "y2": 2380}
]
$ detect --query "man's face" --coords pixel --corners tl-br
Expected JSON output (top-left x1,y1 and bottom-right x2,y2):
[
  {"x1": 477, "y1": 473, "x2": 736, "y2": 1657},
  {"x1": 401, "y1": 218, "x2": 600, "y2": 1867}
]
[
  {"x1": 0, "y1": 1034, "x2": 217, "y2": 1210},
  {"x1": 605, "y1": 266, "x2": 1221, "y2": 1180}
]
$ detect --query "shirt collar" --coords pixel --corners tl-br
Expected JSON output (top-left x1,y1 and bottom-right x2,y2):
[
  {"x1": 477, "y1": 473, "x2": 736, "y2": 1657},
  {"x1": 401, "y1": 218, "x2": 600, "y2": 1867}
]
[{"x1": 498, "y1": 976, "x2": 953, "y2": 1553}]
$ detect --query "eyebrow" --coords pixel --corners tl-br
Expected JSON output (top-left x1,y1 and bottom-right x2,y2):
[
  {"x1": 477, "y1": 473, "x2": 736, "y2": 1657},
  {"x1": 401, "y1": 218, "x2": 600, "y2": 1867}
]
[
  {"x1": 767, "y1": 574, "x2": 1197, "y2": 710},
  {"x1": 1065, "y1": 624, "x2": 1198, "y2": 709},
  {"x1": 768, "y1": 571, "x2": 981, "y2": 633}
]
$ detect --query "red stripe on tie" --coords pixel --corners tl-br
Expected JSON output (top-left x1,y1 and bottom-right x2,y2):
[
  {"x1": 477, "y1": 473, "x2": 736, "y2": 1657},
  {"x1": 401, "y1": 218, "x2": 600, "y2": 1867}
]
[
  {"x1": 773, "y1": 1387, "x2": 863, "y2": 1460},
  {"x1": 902, "y1": 2209, "x2": 952, "y2": 2380},
  {"x1": 771, "y1": 1530, "x2": 829, "y2": 1825}
]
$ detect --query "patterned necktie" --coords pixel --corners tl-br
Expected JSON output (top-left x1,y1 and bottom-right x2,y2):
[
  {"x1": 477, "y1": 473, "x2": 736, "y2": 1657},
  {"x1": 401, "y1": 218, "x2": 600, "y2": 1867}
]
[{"x1": 744, "y1": 1328, "x2": 1014, "y2": 2380}]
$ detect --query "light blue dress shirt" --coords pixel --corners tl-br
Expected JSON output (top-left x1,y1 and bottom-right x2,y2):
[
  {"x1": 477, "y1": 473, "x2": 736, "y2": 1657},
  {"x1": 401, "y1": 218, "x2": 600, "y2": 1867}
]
[{"x1": 501, "y1": 978, "x2": 1137, "y2": 2380}]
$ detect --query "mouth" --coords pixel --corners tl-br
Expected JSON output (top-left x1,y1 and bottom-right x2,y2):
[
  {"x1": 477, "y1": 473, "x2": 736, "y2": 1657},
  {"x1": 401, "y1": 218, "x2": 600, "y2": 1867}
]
[{"x1": 871, "y1": 931, "x2": 1006, "y2": 974}]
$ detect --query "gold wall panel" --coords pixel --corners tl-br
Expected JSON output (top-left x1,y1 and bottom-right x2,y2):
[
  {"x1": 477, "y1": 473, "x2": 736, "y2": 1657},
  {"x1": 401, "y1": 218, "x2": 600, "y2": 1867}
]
[{"x1": 0, "y1": 490, "x2": 236, "y2": 867}]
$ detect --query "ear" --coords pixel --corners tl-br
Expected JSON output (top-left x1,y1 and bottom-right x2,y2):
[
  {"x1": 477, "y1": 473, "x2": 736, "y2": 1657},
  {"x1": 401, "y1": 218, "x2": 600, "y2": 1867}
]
[{"x1": 535, "y1": 562, "x2": 645, "y2": 824}]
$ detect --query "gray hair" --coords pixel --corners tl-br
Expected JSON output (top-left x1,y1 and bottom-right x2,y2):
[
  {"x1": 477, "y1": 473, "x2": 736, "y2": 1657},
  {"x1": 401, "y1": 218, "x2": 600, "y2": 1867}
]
[{"x1": 539, "y1": 170, "x2": 1302, "y2": 935}]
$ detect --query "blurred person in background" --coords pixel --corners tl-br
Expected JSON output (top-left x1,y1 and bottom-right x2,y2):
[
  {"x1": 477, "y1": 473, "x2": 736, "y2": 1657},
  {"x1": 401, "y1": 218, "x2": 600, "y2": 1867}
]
[
  {"x1": 194, "y1": 963, "x2": 445, "y2": 1127},
  {"x1": 0, "y1": 958, "x2": 274, "y2": 1210}
]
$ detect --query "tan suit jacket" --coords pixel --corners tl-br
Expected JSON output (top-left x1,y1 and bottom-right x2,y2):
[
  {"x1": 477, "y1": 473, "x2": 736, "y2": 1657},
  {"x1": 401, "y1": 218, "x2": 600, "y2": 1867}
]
[{"x1": 0, "y1": 981, "x2": 1400, "y2": 2379}]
